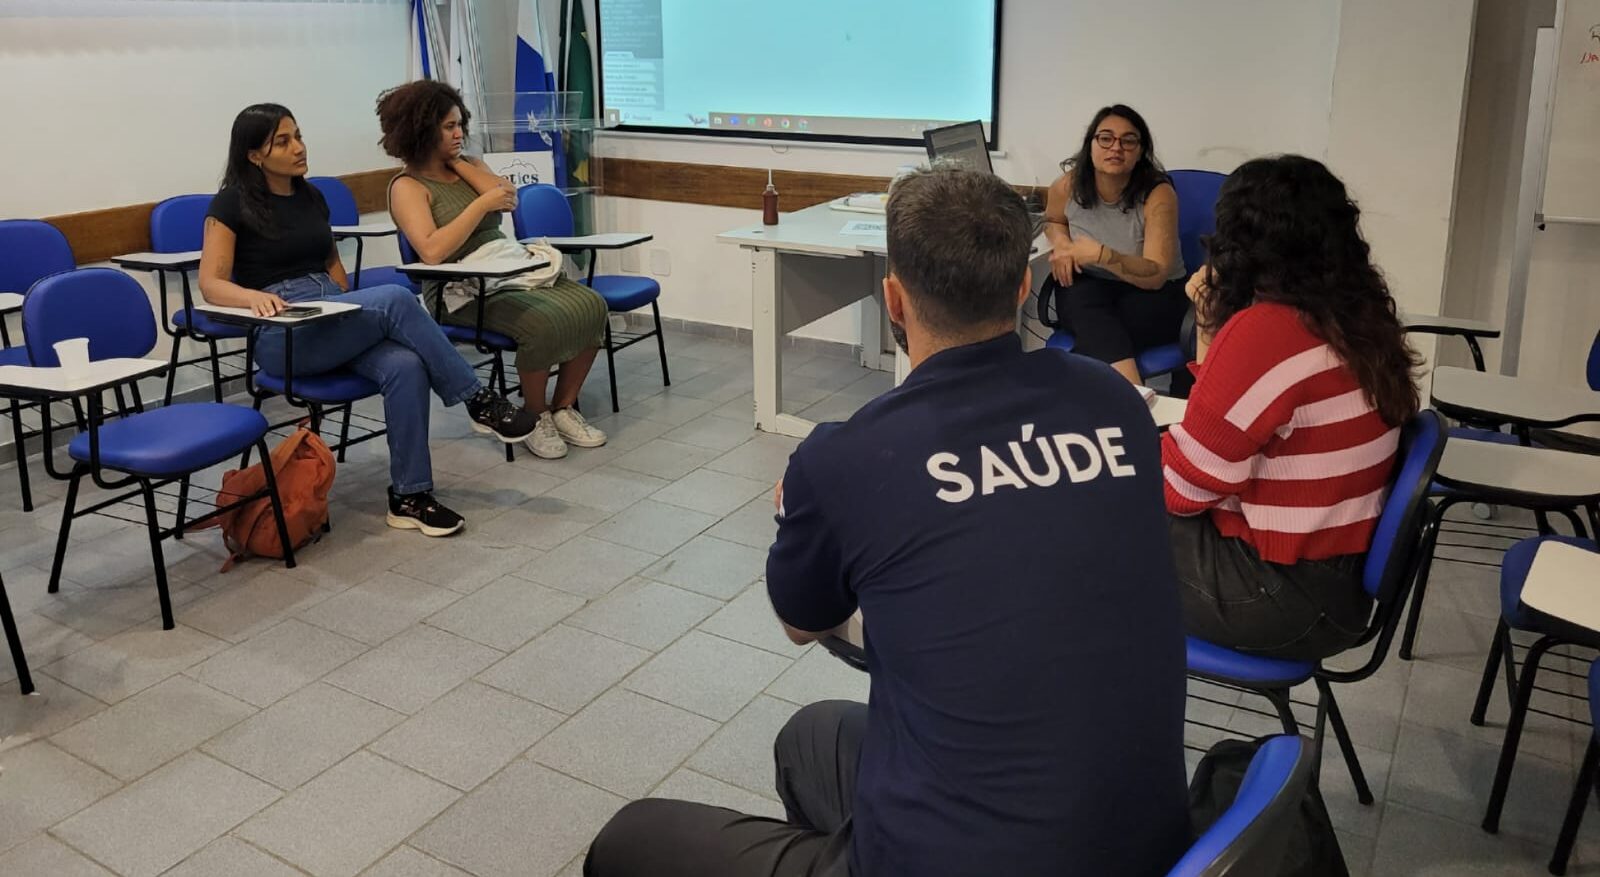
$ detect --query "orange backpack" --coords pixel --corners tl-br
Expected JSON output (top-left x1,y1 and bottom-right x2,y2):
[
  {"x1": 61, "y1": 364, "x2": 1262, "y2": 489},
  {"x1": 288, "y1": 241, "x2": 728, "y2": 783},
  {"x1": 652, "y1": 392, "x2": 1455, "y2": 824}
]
[{"x1": 195, "y1": 426, "x2": 336, "y2": 572}]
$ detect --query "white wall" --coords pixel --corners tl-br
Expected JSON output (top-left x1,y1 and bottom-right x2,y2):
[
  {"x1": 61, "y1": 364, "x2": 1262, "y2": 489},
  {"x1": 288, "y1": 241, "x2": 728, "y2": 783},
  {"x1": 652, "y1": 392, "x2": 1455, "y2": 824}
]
[
  {"x1": 583, "y1": 0, "x2": 1478, "y2": 348},
  {"x1": 0, "y1": 0, "x2": 411, "y2": 397},
  {"x1": 1444, "y1": 0, "x2": 1600, "y2": 390}
]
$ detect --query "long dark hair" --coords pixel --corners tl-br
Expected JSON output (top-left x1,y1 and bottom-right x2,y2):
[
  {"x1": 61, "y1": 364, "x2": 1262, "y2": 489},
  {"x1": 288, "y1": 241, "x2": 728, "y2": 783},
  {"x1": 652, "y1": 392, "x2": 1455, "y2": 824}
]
[
  {"x1": 221, "y1": 103, "x2": 305, "y2": 237},
  {"x1": 1198, "y1": 155, "x2": 1421, "y2": 426},
  {"x1": 1061, "y1": 104, "x2": 1168, "y2": 211}
]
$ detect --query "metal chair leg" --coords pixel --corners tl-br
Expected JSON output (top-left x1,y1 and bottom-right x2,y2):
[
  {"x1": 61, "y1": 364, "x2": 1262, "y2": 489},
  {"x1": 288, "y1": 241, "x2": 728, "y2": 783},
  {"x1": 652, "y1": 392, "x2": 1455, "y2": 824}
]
[
  {"x1": 48, "y1": 467, "x2": 84, "y2": 593},
  {"x1": 1484, "y1": 636, "x2": 1557, "y2": 832},
  {"x1": 174, "y1": 476, "x2": 190, "y2": 540},
  {"x1": 255, "y1": 439, "x2": 297, "y2": 570},
  {"x1": 1319, "y1": 679, "x2": 1373, "y2": 805},
  {"x1": 1550, "y1": 736, "x2": 1598, "y2": 875},
  {"x1": 336, "y1": 404, "x2": 352, "y2": 462},
  {"x1": 651, "y1": 300, "x2": 671, "y2": 387},
  {"x1": 1400, "y1": 500, "x2": 1446, "y2": 660},
  {"x1": 207, "y1": 339, "x2": 225, "y2": 403},
  {"x1": 163, "y1": 335, "x2": 182, "y2": 405},
  {"x1": 138, "y1": 479, "x2": 175, "y2": 630},
  {"x1": 1472, "y1": 619, "x2": 1510, "y2": 726},
  {"x1": 0, "y1": 570, "x2": 34, "y2": 695},
  {"x1": 604, "y1": 319, "x2": 620, "y2": 413},
  {"x1": 8, "y1": 398, "x2": 32, "y2": 513}
]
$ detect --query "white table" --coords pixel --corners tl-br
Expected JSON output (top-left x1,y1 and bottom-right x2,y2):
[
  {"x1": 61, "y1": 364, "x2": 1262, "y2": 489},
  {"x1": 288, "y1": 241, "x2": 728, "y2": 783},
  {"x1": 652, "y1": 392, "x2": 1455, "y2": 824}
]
[
  {"x1": 0, "y1": 358, "x2": 169, "y2": 399},
  {"x1": 718, "y1": 203, "x2": 905, "y2": 437},
  {"x1": 1431, "y1": 366, "x2": 1600, "y2": 431},
  {"x1": 0, "y1": 292, "x2": 22, "y2": 349},
  {"x1": 537, "y1": 233, "x2": 654, "y2": 251},
  {"x1": 397, "y1": 259, "x2": 549, "y2": 280},
  {"x1": 1522, "y1": 540, "x2": 1600, "y2": 633},
  {"x1": 196, "y1": 300, "x2": 361, "y2": 326},
  {"x1": 1151, "y1": 394, "x2": 1187, "y2": 430},
  {"x1": 111, "y1": 251, "x2": 202, "y2": 271},
  {"x1": 1434, "y1": 441, "x2": 1600, "y2": 505}
]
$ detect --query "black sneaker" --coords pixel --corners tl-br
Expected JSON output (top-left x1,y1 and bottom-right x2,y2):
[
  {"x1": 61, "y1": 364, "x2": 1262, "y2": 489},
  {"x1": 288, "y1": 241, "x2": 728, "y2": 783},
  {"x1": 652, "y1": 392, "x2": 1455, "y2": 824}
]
[
  {"x1": 386, "y1": 489, "x2": 465, "y2": 537},
  {"x1": 466, "y1": 388, "x2": 538, "y2": 443}
]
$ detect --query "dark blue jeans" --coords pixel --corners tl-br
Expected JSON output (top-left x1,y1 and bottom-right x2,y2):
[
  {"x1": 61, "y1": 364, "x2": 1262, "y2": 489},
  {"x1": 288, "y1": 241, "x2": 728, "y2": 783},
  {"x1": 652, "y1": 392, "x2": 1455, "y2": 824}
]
[{"x1": 255, "y1": 274, "x2": 480, "y2": 494}]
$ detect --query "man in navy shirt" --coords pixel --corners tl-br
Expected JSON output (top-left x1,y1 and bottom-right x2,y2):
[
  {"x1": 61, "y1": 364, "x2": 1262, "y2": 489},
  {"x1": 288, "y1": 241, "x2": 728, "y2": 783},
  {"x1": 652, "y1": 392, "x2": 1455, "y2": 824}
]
[{"x1": 585, "y1": 168, "x2": 1189, "y2": 876}]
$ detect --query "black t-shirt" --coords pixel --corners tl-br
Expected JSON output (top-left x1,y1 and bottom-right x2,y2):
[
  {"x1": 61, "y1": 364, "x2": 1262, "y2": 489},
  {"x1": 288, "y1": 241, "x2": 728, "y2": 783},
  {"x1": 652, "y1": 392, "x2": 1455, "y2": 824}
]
[
  {"x1": 767, "y1": 334, "x2": 1190, "y2": 877},
  {"x1": 206, "y1": 184, "x2": 333, "y2": 290}
]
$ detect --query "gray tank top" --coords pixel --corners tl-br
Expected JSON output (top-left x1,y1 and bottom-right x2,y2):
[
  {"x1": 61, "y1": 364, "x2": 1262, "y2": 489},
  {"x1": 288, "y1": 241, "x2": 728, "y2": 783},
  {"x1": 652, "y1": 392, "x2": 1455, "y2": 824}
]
[{"x1": 1066, "y1": 191, "x2": 1186, "y2": 282}]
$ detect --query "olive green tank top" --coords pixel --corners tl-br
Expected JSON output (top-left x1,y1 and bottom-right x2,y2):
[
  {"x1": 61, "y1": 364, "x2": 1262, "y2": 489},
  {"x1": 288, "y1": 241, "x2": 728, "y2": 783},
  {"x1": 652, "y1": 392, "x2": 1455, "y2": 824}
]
[{"x1": 401, "y1": 172, "x2": 505, "y2": 262}]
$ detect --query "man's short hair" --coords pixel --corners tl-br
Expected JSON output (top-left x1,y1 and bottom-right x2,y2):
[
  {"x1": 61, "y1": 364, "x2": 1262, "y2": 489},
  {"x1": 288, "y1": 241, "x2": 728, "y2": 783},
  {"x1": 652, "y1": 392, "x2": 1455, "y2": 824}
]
[{"x1": 886, "y1": 166, "x2": 1033, "y2": 335}]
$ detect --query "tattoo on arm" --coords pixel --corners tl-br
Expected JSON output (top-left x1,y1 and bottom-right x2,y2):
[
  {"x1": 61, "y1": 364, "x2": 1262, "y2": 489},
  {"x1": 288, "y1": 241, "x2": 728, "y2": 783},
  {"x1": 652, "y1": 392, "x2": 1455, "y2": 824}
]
[{"x1": 1102, "y1": 248, "x2": 1163, "y2": 280}]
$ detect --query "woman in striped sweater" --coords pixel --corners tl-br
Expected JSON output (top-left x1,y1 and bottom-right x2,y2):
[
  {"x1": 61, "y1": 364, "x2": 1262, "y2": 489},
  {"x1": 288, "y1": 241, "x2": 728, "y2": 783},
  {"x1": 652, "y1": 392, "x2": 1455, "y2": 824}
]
[{"x1": 1164, "y1": 155, "x2": 1422, "y2": 661}]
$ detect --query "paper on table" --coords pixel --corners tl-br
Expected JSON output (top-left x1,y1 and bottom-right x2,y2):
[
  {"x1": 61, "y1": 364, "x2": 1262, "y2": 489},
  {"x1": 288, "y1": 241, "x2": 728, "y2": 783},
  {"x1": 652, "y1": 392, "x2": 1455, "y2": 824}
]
[
  {"x1": 840, "y1": 220, "x2": 887, "y2": 236},
  {"x1": 1137, "y1": 385, "x2": 1158, "y2": 408}
]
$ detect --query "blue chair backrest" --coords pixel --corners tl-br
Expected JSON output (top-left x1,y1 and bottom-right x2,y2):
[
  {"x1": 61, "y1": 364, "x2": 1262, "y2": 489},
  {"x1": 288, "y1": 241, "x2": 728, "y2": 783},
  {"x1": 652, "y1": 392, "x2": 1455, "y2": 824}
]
[
  {"x1": 150, "y1": 194, "x2": 213, "y2": 254},
  {"x1": 308, "y1": 177, "x2": 359, "y2": 226},
  {"x1": 1166, "y1": 735, "x2": 1311, "y2": 876},
  {"x1": 23, "y1": 268, "x2": 158, "y2": 365},
  {"x1": 1362, "y1": 409, "x2": 1447, "y2": 602},
  {"x1": 0, "y1": 219, "x2": 76, "y2": 296},
  {"x1": 512, "y1": 184, "x2": 575, "y2": 240},
  {"x1": 1169, "y1": 170, "x2": 1226, "y2": 273},
  {"x1": 1586, "y1": 330, "x2": 1599, "y2": 392},
  {"x1": 396, "y1": 231, "x2": 420, "y2": 265}
]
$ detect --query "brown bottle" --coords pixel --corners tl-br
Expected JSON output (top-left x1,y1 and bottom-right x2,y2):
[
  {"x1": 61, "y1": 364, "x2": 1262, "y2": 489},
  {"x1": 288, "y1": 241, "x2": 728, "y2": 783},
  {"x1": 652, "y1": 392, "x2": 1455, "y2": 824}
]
[{"x1": 762, "y1": 169, "x2": 780, "y2": 226}]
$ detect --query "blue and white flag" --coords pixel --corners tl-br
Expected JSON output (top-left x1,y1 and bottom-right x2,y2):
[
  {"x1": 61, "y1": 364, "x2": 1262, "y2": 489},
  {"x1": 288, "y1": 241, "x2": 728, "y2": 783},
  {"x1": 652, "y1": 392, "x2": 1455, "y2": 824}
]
[
  {"x1": 408, "y1": 0, "x2": 448, "y2": 84},
  {"x1": 514, "y1": 0, "x2": 558, "y2": 152}
]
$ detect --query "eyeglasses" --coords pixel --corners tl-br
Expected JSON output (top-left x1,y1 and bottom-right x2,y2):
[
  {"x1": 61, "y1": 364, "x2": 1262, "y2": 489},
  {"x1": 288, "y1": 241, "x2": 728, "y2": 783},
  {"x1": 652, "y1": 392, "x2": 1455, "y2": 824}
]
[{"x1": 1094, "y1": 132, "x2": 1142, "y2": 151}]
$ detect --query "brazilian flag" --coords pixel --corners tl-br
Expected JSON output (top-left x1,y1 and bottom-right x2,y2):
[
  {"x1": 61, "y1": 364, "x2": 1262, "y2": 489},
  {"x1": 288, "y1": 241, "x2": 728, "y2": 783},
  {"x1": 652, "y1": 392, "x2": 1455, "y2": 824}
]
[{"x1": 560, "y1": 0, "x2": 595, "y2": 245}]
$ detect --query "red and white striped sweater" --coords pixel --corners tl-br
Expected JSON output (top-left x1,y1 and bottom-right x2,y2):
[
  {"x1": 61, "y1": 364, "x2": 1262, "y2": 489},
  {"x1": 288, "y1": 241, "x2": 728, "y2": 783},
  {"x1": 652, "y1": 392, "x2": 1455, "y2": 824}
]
[{"x1": 1161, "y1": 302, "x2": 1399, "y2": 565}]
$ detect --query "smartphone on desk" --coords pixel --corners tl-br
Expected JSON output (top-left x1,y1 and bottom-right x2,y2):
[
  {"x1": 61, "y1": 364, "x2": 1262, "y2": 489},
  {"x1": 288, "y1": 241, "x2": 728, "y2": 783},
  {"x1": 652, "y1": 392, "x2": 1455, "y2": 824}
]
[{"x1": 278, "y1": 305, "x2": 321, "y2": 319}]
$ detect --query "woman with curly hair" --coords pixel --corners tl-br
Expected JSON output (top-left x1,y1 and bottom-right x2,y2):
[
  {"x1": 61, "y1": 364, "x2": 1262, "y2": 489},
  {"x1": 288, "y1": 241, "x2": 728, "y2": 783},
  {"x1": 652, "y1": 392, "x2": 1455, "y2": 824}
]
[
  {"x1": 379, "y1": 80, "x2": 608, "y2": 459},
  {"x1": 1041, "y1": 104, "x2": 1189, "y2": 389},
  {"x1": 1163, "y1": 154, "x2": 1422, "y2": 661}
]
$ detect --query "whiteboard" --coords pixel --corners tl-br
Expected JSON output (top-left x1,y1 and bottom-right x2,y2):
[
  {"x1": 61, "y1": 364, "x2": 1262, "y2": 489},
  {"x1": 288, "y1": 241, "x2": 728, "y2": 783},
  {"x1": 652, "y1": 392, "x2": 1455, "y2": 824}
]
[{"x1": 1542, "y1": 0, "x2": 1600, "y2": 224}]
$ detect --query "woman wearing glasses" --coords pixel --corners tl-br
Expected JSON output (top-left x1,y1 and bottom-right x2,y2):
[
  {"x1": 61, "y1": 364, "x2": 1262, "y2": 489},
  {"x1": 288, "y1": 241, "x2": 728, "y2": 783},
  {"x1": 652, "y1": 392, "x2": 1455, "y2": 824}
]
[{"x1": 1042, "y1": 104, "x2": 1190, "y2": 389}]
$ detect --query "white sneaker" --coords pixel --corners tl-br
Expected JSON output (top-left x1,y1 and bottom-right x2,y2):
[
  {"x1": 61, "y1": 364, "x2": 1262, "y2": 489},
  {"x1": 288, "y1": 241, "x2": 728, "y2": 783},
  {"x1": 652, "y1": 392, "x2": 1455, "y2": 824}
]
[
  {"x1": 524, "y1": 412, "x2": 569, "y2": 459},
  {"x1": 551, "y1": 407, "x2": 608, "y2": 448}
]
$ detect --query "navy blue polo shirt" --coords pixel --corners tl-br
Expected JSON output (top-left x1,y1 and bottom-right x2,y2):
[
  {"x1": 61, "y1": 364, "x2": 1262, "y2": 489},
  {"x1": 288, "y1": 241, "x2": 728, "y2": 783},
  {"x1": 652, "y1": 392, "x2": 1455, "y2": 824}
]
[{"x1": 768, "y1": 333, "x2": 1189, "y2": 877}]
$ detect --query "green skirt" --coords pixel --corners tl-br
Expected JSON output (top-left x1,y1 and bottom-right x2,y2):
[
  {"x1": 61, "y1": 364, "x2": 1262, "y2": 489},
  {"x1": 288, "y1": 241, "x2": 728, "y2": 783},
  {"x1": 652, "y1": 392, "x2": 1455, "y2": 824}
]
[{"x1": 429, "y1": 277, "x2": 608, "y2": 372}]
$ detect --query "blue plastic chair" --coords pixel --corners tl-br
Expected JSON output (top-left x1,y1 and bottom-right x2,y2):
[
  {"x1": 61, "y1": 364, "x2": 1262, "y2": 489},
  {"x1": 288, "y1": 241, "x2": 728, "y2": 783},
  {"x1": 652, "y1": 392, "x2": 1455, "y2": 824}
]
[
  {"x1": 307, "y1": 176, "x2": 412, "y2": 294},
  {"x1": 513, "y1": 183, "x2": 669, "y2": 412},
  {"x1": 0, "y1": 219, "x2": 78, "y2": 512},
  {"x1": 1041, "y1": 169, "x2": 1226, "y2": 383},
  {"x1": 1476, "y1": 533, "x2": 1600, "y2": 841},
  {"x1": 1186, "y1": 409, "x2": 1448, "y2": 804},
  {"x1": 22, "y1": 268, "x2": 295, "y2": 630},
  {"x1": 148, "y1": 193, "x2": 250, "y2": 405},
  {"x1": 1166, "y1": 735, "x2": 1313, "y2": 877},
  {"x1": 1551, "y1": 658, "x2": 1600, "y2": 874}
]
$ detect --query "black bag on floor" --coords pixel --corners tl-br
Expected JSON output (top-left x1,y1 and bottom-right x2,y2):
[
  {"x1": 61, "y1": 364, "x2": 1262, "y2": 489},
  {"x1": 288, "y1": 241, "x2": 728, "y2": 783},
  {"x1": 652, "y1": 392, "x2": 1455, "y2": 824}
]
[{"x1": 1188, "y1": 737, "x2": 1349, "y2": 877}]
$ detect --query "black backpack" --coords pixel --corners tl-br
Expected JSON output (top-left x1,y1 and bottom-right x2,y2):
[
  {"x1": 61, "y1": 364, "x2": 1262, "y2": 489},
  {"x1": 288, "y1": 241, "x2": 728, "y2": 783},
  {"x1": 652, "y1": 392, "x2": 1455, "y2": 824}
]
[{"x1": 1187, "y1": 737, "x2": 1349, "y2": 877}]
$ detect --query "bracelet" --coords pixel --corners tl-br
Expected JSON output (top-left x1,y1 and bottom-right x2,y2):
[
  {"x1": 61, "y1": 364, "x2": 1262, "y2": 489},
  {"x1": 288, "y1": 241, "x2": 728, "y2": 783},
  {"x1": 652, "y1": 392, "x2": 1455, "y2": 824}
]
[
  {"x1": 1042, "y1": 218, "x2": 1068, "y2": 226},
  {"x1": 1098, "y1": 244, "x2": 1107, "y2": 264}
]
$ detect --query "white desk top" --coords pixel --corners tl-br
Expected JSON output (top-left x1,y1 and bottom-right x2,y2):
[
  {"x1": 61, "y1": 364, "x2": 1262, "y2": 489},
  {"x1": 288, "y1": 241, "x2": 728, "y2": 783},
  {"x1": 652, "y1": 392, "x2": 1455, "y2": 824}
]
[
  {"x1": 331, "y1": 223, "x2": 398, "y2": 237},
  {"x1": 112, "y1": 251, "x2": 202, "y2": 269},
  {"x1": 1401, "y1": 312, "x2": 1500, "y2": 337},
  {"x1": 0, "y1": 292, "x2": 21, "y2": 312},
  {"x1": 0, "y1": 357, "x2": 168, "y2": 396},
  {"x1": 197, "y1": 301, "x2": 360, "y2": 326},
  {"x1": 1521, "y1": 540, "x2": 1600, "y2": 633},
  {"x1": 535, "y1": 233, "x2": 652, "y2": 250},
  {"x1": 717, "y1": 202, "x2": 883, "y2": 258},
  {"x1": 1431, "y1": 366, "x2": 1600, "y2": 428},
  {"x1": 1435, "y1": 440, "x2": 1600, "y2": 501},
  {"x1": 1151, "y1": 394, "x2": 1187, "y2": 429},
  {"x1": 397, "y1": 258, "x2": 550, "y2": 279}
]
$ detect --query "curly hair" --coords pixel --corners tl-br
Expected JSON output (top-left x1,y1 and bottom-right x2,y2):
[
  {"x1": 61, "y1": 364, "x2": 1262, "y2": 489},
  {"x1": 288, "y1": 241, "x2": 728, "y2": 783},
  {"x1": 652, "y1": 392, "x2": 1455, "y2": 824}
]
[
  {"x1": 1197, "y1": 155, "x2": 1422, "y2": 426},
  {"x1": 1060, "y1": 104, "x2": 1169, "y2": 211},
  {"x1": 375, "y1": 80, "x2": 469, "y2": 165}
]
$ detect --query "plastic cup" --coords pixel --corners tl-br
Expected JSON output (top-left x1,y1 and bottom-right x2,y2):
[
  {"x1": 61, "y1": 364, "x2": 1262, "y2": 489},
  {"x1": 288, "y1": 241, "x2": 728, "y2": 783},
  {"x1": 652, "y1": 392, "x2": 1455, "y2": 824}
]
[{"x1": 53, "y1": 338, "x2": 91, "y2": 382}]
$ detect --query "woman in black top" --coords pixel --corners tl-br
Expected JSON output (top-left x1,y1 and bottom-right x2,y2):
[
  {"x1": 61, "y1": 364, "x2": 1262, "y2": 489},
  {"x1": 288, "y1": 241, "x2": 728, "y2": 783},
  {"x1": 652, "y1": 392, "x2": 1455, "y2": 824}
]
[{"x1": 198, "y1": 103, "x2": 535, "y2": 537}]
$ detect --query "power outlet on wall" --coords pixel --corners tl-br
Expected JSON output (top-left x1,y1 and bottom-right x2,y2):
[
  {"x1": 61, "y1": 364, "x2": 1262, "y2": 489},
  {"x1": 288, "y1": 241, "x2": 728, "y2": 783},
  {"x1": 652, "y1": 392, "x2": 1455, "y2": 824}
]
[
  {"x1": 619, "y1": 247, "x2": 640, "y2": 273},
  {"x1": 649, "y1": 249, "x2": 672, "y2": 277}
]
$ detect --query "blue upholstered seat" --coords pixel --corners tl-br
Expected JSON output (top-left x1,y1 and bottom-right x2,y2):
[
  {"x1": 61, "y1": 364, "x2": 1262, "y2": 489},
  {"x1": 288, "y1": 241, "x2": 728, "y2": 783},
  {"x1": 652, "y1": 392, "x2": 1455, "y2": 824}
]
[{"x1": 68, "y1": 403, "x2": 268, "y2": 477}]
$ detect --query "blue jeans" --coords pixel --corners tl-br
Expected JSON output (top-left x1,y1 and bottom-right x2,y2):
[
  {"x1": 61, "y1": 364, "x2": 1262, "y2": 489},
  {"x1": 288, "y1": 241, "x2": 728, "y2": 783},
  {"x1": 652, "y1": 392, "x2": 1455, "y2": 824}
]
[{"x1": 255, "y1": 274, "x2": 481, "y2": 495}]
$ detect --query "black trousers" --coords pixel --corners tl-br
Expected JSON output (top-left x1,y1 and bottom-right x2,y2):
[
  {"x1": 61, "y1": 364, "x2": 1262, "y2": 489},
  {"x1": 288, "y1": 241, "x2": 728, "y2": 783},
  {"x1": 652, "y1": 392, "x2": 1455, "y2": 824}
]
[
  {"x1": 1059, "y1": 274, "x2": 1190, "y2": 364},
  {"x1": 1170, "y1": 514, "x2": 1373, "y2": 662},
  {"x1": 585, "y1": 700, "x2": 866, "y2": 877}
]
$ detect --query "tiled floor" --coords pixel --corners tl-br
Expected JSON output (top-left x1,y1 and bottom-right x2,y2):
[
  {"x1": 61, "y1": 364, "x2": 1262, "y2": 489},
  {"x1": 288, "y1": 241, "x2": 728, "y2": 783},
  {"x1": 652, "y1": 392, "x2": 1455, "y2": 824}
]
[{"x1": 1, "y1": 330, "x2": 1597, "y2": 876}]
